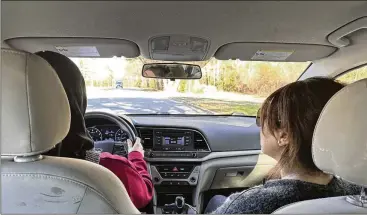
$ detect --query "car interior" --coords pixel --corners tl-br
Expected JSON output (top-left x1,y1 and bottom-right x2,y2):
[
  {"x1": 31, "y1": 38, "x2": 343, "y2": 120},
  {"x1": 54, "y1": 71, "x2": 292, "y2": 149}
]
[{"x1": 1, "y1": 1, "x2": 367, "y2": 214}]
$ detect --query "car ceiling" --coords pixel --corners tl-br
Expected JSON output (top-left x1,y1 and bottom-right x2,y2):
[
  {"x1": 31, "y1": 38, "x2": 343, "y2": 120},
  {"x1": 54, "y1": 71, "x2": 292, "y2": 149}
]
[{"x1": 2, "y1": 1, "x2": 367, "y2": 61}]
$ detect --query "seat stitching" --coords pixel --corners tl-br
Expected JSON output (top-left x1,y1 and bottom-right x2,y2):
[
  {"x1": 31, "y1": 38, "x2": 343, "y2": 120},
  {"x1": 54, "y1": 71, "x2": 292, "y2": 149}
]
[
  {"x1": 2, "y1": 49, "x2": 27, "y2": 56},
  {"x1": 2, "y1": 173, "x2": 119, "y2": 213},
  {"x1": 76, "y1": 187, "x2": 87, "y2": 214},
  {"x1": 25, "y1": 53, "x2": 32, "y2": 152}
]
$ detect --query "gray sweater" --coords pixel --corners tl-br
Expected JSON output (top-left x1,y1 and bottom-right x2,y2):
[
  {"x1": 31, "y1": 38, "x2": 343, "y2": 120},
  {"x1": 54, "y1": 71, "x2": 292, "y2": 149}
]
[{"x1": 212, "y1": 177, "x2": 361, "y2": 214}]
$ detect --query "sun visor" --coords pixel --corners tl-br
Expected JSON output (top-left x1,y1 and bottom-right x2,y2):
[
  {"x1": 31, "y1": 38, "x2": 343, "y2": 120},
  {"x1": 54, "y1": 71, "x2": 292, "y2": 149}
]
[
  {"x1": 215, "y1": 43, "x2": 336, "y2": 62},
  {"x1": 4, "y1": 37, "x2": 140, "y2": 58}
]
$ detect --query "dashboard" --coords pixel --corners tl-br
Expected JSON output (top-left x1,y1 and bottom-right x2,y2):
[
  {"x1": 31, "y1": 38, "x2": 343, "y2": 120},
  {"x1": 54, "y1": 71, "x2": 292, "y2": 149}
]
[
  {"x1": 84, "y1": 114, "x2": 271, "y2": 213},
  {"x1": 85, "y1": 114, "x2": 261, "y2": 152}
]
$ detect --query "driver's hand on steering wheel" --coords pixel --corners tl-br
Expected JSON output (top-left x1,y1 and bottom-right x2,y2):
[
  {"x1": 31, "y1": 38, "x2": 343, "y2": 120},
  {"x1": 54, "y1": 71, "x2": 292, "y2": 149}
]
[{"x1": 127, "y1": 137, "x2": 144, "y2": 157}]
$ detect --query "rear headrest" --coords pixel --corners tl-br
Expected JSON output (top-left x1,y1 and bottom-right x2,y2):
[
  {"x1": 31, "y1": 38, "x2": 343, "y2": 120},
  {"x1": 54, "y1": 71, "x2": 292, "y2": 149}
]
[
  {"x1": 1, "y1": 49, "x2": 70, "y2": 156},
  {"x1": 312, "y1": 78, "x2": 367, "y2": 186}
]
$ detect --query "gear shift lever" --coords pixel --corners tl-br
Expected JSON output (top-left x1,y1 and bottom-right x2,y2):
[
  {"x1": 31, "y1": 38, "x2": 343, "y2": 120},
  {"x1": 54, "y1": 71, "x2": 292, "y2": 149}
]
[
  {"x1": 175, "y1": 196, "x2": 185, "y2": 214},
  {"x1": 162, "y1": 196, "x2": 187, "y2": 214}
]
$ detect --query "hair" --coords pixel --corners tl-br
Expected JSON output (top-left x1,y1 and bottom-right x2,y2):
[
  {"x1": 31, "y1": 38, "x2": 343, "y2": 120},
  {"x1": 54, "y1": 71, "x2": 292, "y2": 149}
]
[{"x1": 259, "y1": 77, "x2": 345, "y2": 179}]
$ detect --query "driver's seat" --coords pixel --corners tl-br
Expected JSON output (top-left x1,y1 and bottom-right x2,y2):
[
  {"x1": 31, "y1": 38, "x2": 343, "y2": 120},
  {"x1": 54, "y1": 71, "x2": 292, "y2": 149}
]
[{"x1": 1, "y1": 49, "x2": 140, "y2": 214}]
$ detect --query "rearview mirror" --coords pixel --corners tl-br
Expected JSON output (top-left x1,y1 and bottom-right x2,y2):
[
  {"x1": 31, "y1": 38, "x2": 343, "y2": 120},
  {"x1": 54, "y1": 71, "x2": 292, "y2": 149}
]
[{"x1": 142, "y1": 63, "x2": 202, "y2": 80}]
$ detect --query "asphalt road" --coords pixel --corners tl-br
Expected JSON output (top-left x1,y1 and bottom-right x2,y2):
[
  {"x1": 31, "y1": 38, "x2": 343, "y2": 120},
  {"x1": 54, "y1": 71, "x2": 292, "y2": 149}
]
[{"x1": 87, "y1": 88, "x2": 211, "y2": 114}]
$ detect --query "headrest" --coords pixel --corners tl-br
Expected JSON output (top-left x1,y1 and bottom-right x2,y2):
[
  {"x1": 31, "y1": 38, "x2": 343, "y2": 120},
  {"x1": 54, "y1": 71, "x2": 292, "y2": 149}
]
[
  {"x1": 312, "y1": 78, "x2": 367, "y2": 186},
  {"x1": 1, "y1": 49, "x2": 70, "y2": 156}
]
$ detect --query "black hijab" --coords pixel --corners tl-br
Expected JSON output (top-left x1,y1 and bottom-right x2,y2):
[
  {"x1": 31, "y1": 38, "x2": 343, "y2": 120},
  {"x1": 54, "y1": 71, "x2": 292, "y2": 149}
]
[{"x1": 36, "y1": 51, "x2": 94, "y2": 158}]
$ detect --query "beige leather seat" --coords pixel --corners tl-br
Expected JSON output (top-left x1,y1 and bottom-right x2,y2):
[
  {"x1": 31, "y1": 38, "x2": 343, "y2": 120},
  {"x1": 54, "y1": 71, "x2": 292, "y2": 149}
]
[
  {"x1": 274, "y1": 78, "x2": 367, "y2": 213},
  {"x1": 0, "y1": 49, "x2": 140, "y2": 214}
]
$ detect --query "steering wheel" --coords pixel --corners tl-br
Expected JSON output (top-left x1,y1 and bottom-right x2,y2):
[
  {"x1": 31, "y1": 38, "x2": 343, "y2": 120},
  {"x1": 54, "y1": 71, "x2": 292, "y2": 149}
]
[{"x1": 85, "y1": 111, "x2": 138, "y2": 157}]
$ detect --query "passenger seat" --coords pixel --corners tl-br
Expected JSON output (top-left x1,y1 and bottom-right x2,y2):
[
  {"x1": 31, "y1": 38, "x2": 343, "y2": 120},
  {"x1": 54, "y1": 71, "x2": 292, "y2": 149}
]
[{"x1": 274, "y1": 78, "x2": 367, "y2": 213}]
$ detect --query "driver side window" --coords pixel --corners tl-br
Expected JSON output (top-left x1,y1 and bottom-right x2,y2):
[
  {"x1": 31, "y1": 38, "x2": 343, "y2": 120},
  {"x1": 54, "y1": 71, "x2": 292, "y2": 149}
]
[{"x1": 336, "y1": 65, "x2": 367, "y2": 84}]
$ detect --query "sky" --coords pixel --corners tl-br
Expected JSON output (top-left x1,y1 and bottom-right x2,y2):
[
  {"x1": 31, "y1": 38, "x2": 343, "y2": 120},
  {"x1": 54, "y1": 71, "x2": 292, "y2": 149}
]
[{"x1": 71, "y1": 57, "x2": 127, "y2": 80}]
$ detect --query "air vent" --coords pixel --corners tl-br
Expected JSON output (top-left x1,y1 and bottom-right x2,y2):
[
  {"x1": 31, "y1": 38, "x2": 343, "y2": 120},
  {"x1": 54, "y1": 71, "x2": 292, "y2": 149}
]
[
  {"x1": 139, "y1": 129, "x2": 154, "y2": 149},
  {"x1": 193, "y1": 132, "x2": 209, "y2": 151}
]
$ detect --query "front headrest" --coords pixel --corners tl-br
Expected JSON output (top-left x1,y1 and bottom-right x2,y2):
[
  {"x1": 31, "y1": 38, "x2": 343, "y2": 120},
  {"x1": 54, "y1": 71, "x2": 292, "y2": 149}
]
[
  {"x1": 1, "y1": 49, "x2": 70, "y2": 156},
  {"x1": 312, "y1": 78, "x2": 367, "y2": 186}
]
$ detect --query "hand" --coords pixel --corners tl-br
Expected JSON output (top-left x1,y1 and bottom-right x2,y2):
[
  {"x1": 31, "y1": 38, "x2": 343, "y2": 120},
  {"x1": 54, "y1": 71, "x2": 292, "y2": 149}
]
[{"x1": 127, "y1": 137, "x2": 144, "y2": 157}]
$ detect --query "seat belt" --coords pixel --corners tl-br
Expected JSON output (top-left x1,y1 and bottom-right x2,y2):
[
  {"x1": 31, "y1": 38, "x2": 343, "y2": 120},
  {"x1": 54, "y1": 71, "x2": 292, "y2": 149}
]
[{"x1": 56, "y1": 141, "x2": 62, "y2": 156}]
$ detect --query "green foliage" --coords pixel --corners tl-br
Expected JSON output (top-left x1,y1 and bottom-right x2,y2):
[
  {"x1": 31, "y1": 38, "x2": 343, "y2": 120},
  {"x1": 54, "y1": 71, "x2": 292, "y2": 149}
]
[
  {"x1": 134, "y1": 79, "x2": 142, "y2": 88},
  {"x1": 172, "y1": 97, "x2": 261, "y2": 116},
  {"x1": 177, "y1": 80, "x2": 188, "y2": 93},
  {"x1": 198, "y1": 60, "x2": 309, "y2": 97},
  {"x1": 336, "y1": 66, "x2": 367, "y2": 84}
]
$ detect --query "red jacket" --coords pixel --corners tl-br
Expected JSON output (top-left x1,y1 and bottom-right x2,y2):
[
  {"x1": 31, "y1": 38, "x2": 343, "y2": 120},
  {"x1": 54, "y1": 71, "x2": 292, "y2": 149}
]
[{"x1": 99, "y1": 151, "x2": 153, "y2": 209}]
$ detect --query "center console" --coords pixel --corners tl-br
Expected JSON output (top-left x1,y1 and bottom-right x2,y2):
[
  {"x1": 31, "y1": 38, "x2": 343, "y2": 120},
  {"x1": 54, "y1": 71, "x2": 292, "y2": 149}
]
[
  {"x1": 138, "y1": 127, "x2": 211, "y2": 213},
  {"x1": 152, "y1": 163, "x2": 199, "y2": 213}
]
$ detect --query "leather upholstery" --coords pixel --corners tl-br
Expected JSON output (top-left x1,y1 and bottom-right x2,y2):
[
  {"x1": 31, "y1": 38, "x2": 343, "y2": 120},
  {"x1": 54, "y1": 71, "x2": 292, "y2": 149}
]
[
  {"x1": 1, "y1": 49, "x2": 70, "y2": 156},
  {"x1": 2, "y1": 156, "x2": 140, "y2": 214},
  {"x1": 273, "y1": 196, "x2": 367, "y2": 214},
  {"x1": 1, "y1": 49, "x2": 140, "y2": 214},
  {"x1": 312, "y1": 78, "x2": 367, "y2": 186},
  {"x1": 274, "y1": 78, "x2": 367, "y2": 214}
]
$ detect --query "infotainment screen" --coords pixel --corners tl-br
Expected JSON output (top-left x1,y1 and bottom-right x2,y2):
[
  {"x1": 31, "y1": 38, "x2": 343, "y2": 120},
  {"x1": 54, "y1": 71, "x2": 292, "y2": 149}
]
[
  {"x1": 163, "y1": 136, "x2": 185, "y2": 145},
  {"x1": 153, "y1": 130, "x2": 193, "y2": 150}
]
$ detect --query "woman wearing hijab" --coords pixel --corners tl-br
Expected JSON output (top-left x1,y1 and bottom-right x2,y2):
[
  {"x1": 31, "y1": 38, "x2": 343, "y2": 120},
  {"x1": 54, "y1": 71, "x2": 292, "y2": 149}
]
[{"x1": 37, "y1": 51, "x2": 153, "y2": 210}]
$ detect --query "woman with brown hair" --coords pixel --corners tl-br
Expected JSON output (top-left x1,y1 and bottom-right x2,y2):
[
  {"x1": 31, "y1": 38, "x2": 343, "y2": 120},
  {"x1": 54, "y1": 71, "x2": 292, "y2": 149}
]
[{"x1": 205, "y1": 77, "x2": 360, "y2": 214}]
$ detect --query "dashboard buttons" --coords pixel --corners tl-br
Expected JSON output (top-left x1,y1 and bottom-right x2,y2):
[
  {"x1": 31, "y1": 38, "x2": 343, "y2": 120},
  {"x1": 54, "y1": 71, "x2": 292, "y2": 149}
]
[
  {"x1": 190, "y1": 177, "x2": 196, "y2": 183},
  {"x1": 154, "y1": 177, "x2": 160, "y2": 183},
  {"x1": 161, "y1": 167, "x2": 171, "y2": 172},
  {"x1": 192, "y1": 166, "x2": 200, "y2": 173},
  {"x1": 148, "y1": 152, "x2": 200, "y2": 158},
  {"x1": 161, "y1": 181, "x2": 190, "y2": 186},
  {"x1": 181, "y1": 173, "x2": 189, "y2": 179},
  {"x1": 176, "y1": 181, "x2": 189, "y2": 186},
  {"x1": 179, "y1": 166, "x2": 192, "y2": 172},
  {"x1": 159, "y1": 172, "x2": 190, "y2": 179},
  {"x1": 161, "y1": 181, "x2": 174, "y2": 186}
]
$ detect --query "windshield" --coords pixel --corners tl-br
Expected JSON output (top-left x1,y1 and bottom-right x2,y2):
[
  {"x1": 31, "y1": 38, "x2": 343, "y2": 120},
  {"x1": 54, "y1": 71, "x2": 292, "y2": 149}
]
[{"x1": 71, "y1": 57, "x2": 310, "y2": 116}]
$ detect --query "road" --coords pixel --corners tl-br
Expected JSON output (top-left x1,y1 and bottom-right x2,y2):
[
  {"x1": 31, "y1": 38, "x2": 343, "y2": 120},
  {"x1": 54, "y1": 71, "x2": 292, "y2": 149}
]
[{"x1": 87, "y1": 88, "x2": 212, "y2": 114}]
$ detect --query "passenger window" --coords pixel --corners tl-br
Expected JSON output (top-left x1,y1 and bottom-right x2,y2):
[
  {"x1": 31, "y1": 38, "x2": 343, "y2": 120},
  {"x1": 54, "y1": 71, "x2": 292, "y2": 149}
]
[{"x1": 336, "y1": 65, "x2": 367, "y2": 84}]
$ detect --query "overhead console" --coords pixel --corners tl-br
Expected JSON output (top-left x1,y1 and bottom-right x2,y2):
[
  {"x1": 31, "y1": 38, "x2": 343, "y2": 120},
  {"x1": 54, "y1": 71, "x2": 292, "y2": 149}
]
[
  {"x1": 149, "y1": 35, "x2": 210, "y2": 61},
  {"x1": 138, "y1": 127, "x2": 211, "y2": 160}
]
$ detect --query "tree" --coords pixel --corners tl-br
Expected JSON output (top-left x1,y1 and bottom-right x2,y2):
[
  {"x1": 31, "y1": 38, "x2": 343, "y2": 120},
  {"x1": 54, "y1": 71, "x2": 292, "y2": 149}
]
[{"x1": 177, "y1": 80, "x2": 188, "y2": 92}]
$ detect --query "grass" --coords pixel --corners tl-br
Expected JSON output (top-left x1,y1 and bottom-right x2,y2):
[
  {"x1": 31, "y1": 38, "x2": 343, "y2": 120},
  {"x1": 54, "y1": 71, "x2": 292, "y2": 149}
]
[{"x1": 172, "y1": 97, "x2": 261, "y2": 116}]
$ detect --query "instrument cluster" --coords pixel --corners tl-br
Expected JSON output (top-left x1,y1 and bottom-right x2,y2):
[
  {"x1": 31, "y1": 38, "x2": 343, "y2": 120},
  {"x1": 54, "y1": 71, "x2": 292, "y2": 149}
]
[{"x1": 86, "y1": 125, "x2": 129, "y2": 142}]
